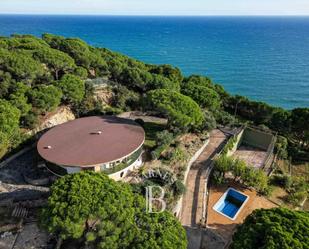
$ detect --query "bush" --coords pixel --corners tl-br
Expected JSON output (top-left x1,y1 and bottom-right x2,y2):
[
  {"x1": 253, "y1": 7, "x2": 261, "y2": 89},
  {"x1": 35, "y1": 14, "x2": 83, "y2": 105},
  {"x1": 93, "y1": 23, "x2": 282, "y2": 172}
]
[
  {"x1": 275, "y1": 135, "x2": 288, "y2": 159},
  {"x1": 166, "y1": 147, "x2": 187, "y2": 164},
  {"x1": 203, "y1": 111, "x2": 217, "y2": 131},
  {"x1": 285, "y1": 177, "x2": 308, "y2": 206},
  {"x1": 221, "y1": 136, "x2": 237, "y2": 155},
  {"x1": 155, "y1": 130, "x2": 174, "y2": 146},
  {"x1": 23, "y1": 111, "x2": 39, "y2": 129},
  {"x1": 134, "y1": 118, "x2": 145, "y2": 127},
  {"x1": 213, "y1": 155, "x2": 233, "y2": 178},
  {"x1": 0, "y1": 131, "x2": 9, "y2": 158},
  {"x1": 231, "y1": 158, "x2": 246, "y2": 181},
  {"x1": 213, "y1": 110, "x2": 237, "y2": 126},
  {"x1": 172, "y1": 180, "x2": 186, "y2": 196},
  {"x1": 151, "y1": 143, "x2": 170, "y2": 160},
  {"x1": 231, "y1": 208, "x2": 309, "y2": 249},
  {"x1": 270, "y1": 174, "x2": 292, "y2": 189},
  {"x1": 286, "y1": 191, "x2": 307, "y2": 206},
  {"x1": 214, "y1": 154, "x2": 269, "y2": 194}
]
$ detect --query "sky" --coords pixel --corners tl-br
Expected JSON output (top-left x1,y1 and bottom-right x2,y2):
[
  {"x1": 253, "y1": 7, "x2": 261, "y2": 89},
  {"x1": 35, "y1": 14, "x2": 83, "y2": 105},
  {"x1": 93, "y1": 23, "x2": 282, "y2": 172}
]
[{"x1": 0, "y1": 0, "x2": 309, "y2": 16}]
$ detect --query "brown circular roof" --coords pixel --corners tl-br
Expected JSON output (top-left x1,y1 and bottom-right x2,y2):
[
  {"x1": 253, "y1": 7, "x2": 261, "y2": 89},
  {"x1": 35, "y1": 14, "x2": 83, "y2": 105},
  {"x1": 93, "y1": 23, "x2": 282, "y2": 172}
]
[{"x1": 37, "y1": 116, "x2": 145, "y2": 167}]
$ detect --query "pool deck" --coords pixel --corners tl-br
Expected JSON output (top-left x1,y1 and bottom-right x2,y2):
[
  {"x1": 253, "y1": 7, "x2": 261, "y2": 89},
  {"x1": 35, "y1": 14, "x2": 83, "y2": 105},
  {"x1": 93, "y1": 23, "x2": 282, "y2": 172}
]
[{"x1": 206, "y1": 181, "x2": 277, "y2": 242}]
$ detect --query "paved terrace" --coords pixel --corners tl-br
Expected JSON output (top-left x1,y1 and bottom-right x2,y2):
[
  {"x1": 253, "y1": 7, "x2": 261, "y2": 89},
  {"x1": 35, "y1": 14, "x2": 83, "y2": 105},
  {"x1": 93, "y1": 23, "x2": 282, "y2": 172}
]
[
  {"x1": 180, "y1": 129, "x2": 227, "y2": 227},
  {"x1": 206, "y1": 181, "x2": 277, "y2": 242},
  {"x1": 232, "y1": 145, "x2": 268, "y2": 169}
]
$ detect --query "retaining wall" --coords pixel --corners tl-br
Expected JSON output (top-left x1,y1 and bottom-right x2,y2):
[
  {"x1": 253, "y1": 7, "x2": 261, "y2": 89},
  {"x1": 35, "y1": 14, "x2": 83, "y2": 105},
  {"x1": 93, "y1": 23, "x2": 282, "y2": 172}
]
[{"x1": 173, "y1": 138, "x2": 210, "y2": 218}]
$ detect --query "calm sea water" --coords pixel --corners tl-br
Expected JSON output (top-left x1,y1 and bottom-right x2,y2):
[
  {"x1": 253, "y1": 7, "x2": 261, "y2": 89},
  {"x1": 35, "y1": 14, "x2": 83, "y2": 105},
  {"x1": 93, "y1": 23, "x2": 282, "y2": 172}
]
[{"x1": 0, "y1": 15, "x2": 308, "y2": 109}]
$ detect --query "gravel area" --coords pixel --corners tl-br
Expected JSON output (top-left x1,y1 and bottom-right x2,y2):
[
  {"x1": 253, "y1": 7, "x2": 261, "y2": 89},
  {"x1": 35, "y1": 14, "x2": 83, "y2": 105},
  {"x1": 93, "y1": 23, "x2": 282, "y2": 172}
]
[
  {"x1": 0, "y1": 150, "x2": 36, "y2": 185},
  {"x1": 0, "y1": 149, "x2": 50, "y2": 202}
]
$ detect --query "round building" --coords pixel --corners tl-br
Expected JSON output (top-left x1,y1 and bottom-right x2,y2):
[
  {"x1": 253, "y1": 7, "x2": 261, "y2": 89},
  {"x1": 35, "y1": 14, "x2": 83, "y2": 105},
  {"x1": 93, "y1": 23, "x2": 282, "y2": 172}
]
[{"x1": 37, "y1": 116, "x2": 145, "y2": 180}]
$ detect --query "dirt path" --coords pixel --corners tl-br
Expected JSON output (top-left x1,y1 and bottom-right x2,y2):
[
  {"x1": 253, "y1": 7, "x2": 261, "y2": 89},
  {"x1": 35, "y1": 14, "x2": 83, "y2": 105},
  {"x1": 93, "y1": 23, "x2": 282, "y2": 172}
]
[{"x1": 180, "y1": 129, "x2": 227, "y2": 227}]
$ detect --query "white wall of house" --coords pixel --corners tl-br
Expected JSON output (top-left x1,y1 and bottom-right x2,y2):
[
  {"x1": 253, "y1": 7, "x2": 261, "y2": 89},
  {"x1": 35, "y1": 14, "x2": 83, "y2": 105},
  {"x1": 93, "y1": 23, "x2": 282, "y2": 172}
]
[
  {"x1": 64, "y1": 166, "x2": 81, "y2": 174},
  {"x1": 57, "y1": 154, "x2": 142, "y2": 182},
  {"x1": 109, "y1": 155, "x2": 143, "y2": 181}
]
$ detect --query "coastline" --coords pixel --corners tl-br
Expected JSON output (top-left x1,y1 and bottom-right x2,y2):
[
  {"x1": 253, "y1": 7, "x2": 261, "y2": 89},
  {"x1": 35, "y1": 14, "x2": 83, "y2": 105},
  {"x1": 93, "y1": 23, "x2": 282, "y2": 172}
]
[{"x1": 0, "y1": 15, "x2": 308, "y2": 109}]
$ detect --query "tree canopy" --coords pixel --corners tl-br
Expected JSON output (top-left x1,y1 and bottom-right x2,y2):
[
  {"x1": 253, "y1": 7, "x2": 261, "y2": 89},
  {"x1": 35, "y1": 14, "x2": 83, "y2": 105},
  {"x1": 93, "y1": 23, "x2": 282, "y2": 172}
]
[
  {"x1": 34, "y1": 47, "x2": 75, "y2": 79},
  {"x1": 0, "y1": 33, "x2": 307, "y2": 164},
  {"x1": 181, "y1": 81, "x2": 221, "y2": 110},
  {"x1": 0, "y1": 49, "x2": 45, "y2": 84},
  {"x1": 29, "y1": 85, "x2": 62, "y2": 113},
  {"x1": 230, "y1": 208, "x2": 309, "y2": 249},
  {"x1": 41, "y1": 171, "x2": 187, "y2": 249},
  {"x1": 146, "y1": 89, "x2": 205, "y2": 131},
  {"x1": 57, "y1": 74, "x2": 85, "y2": 103},
  {"x1": 0, "y1": 99, "x2": 21, "y2": 157},
  {"x1": 0, "y1": 99, "x2": 21, "y2": 137}
]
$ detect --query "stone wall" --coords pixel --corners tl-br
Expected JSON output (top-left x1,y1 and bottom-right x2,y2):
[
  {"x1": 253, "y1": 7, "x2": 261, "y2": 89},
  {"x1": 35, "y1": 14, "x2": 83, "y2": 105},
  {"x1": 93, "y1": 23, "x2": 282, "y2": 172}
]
[
  {"x1": 226, "y1": 128, "x2": 245, "y2": 157},
  {"x1": 242, "y1": 128, "x2": 274, "y2": 151},
  {"x1": 173, "y1": 138, "x2": 210, "y2": 218}
]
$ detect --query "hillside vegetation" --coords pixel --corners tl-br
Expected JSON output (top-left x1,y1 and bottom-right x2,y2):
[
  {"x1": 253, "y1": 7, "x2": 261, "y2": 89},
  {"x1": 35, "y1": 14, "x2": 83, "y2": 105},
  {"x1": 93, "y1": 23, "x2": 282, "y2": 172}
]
[
  {"x1": 231, "y1": 208, "x2": 309, "y2": 249},
  {"x1": 0, "y1": 34, "x2": 308, "y2": 162}
]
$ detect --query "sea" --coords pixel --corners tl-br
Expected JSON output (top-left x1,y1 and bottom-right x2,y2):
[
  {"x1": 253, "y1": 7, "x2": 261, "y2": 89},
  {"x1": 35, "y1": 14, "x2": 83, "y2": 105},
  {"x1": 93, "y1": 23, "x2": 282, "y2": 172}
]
[{"x1": 0, "y1": 15, "x2": 308, "y2": 109}]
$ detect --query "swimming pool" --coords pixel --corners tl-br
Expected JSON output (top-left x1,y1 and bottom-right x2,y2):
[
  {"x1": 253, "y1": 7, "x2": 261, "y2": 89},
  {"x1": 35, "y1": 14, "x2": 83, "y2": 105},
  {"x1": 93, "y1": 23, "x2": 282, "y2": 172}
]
[{"x1": 213, "y1": 188, "x2": 249, "y2": 220}]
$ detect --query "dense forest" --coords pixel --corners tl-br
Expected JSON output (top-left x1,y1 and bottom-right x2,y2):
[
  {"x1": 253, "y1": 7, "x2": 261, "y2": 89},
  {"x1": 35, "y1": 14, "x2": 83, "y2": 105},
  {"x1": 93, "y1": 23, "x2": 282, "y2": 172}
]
[{"x1": 0, "y1": 34, "x2": 308, "y2": 162}]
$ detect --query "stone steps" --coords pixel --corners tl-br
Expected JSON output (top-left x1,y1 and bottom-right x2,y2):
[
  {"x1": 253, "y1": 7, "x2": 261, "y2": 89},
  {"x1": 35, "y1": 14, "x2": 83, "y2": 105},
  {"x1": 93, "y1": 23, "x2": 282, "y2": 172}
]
[{"x1": 12, "y1": 206, "x2": 28, "y2": 218}]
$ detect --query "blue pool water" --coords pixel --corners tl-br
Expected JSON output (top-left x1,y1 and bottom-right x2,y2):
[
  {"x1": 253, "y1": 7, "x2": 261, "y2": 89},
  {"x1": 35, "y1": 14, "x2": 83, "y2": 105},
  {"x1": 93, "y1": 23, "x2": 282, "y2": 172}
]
[
  {"x1": 214, "y1": 188, "x2": 248, "y2": 219},
  {"x1": 0, "y1": 15, "x2": 309, "y2": 109}
]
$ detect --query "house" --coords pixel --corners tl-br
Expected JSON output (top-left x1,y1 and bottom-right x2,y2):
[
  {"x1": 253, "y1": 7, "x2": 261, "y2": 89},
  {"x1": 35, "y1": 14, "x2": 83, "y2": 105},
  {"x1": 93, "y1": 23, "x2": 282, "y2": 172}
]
[{"x1": 37, "y1": 116, "x2": 145, "y2": 180}]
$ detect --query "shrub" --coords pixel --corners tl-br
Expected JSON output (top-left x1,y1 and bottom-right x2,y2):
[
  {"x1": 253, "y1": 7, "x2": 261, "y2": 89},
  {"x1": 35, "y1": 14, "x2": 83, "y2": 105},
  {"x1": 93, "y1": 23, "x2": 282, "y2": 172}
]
[
  {"x1": 166, "y1": 147, "x2": 187, "y2": 164},
  {"x1": 23, "y1": 111, "x2": 39, "y2": 129},
  {"x1": 134, "y1": 118, "x2": 145, "y2": 127},
  {"x1": 172, "y1": 180, "x2": 186, "y2": 196},
  {"x1": 0, "y1": 131, "x2": 9, "y2": 158},
  {"x1": 214, "y1": 154, "x2": 269, "y2": 194},
  {"x1": 275, "y1": 135, "x2": 288, "y2": 159},
  {"x1": 221, "y1": 136, "x2": 237, "y2": 155},
  {"x1": 203, "y1": 111, "x2": 217, "y2": 131},
  {"x1": 151, "y1": 143, "x2": 170, "y2": 160},
  {"x1": 231, "y1": 208, "x2": 309, "y2": 249},
  {"x1": 213, "y1": 155, "x2": 233, "y2": 178},
  {"x1": 270, "y1": 174, "x2": 292, "y2": 189},
  {"x1": 286, "y1": 191, "x2": 307, "y2": 206},
  {"x1": 232, "y1": 158, "x2": 246, "y2": 181},
  {"x1": 155, "y1": 130, "x2": 174, "y2": 146}
]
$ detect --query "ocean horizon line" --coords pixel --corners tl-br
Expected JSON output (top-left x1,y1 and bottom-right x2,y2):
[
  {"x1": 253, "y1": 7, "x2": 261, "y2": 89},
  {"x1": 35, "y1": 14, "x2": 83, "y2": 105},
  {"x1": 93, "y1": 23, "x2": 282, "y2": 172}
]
[{"x1": 1, "y1": 13, "x2": 309, "y2": 17}]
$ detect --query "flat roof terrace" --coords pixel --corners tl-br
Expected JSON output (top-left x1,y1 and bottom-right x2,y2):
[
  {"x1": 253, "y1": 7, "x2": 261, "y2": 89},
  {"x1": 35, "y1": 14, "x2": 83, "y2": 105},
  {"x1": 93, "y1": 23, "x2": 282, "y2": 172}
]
[{"x1": 37, "y1": 116, "x2": 145, "y2": 167}]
